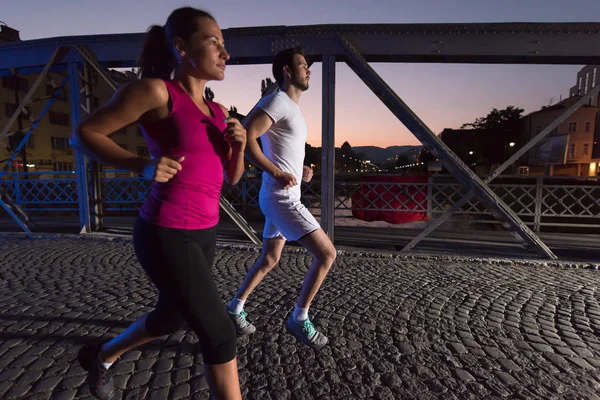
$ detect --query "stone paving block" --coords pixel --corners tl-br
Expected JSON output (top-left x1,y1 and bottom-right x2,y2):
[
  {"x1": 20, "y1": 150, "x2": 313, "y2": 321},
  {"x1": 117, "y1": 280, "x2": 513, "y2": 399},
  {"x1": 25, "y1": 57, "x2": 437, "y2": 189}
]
[
  {"x1": 568, "y1": 357, "x2": 596, "y2": 370},
  {"x1": 447, "y1": 342, "x2": 468, "y2": 354},
  {"x1": 497, "y1": 358, "x2": 522, "y2": 372},
  {"x1": 494, "y1": 371, "x2": 518, "y2": 386}
]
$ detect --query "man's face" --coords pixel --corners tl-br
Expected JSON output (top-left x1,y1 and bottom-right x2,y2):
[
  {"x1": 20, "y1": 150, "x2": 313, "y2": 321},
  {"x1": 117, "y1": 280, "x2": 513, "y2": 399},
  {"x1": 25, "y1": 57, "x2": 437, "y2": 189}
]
[{"x1": 288, "y1": 54, "x2": 310, "y2": 91}]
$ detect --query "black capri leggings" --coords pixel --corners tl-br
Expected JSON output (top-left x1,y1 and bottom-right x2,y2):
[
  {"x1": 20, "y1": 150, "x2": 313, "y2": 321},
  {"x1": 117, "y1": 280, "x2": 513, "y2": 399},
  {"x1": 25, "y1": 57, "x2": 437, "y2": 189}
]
[{"x1": 132, "y1": 217, "x2": 237, "y2": 365}]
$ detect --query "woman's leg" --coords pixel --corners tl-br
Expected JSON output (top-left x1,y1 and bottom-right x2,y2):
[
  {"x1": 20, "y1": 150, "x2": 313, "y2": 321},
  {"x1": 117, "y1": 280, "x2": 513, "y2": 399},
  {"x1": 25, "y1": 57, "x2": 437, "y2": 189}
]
[
  {"x1": 196, "y1": 226, "x2": 242, "y2": 399},
  {"x1": 140, "y1": 225, "x2": 241, "y2": 399},
  {"x1": 79, "y1": 218, "x2": 184, "y2": 400}
]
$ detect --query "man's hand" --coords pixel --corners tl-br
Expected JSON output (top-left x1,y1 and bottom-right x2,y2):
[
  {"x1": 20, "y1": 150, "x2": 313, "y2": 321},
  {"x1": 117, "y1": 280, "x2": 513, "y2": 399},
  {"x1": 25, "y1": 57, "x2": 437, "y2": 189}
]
[
  {"x1": 274, "y1": 170, "x2": 297, "y2": 190},
  {"x1": 223, "y1": 117, "x2": 247, "y2": 153},
  {"x1": 302, "y1": 166, "x2": 313, "y2": 182}
]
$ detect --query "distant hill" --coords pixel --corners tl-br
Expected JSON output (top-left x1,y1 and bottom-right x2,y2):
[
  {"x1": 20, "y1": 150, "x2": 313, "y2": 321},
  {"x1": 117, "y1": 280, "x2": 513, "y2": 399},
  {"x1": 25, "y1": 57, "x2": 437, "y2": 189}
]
[{"x1": 351, "y1": 145, "x2": 423, "y2": 163}]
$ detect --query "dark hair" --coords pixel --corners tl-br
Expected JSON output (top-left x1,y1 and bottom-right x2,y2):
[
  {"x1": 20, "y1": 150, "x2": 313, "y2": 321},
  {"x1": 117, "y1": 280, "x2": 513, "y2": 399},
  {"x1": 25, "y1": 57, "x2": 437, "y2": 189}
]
[
  {"x1": 272, "y1": 46, "x2": 305, "y2": 86},
  {"x1": 137, "y1": 7, "x2": 215, "y2": 80}
]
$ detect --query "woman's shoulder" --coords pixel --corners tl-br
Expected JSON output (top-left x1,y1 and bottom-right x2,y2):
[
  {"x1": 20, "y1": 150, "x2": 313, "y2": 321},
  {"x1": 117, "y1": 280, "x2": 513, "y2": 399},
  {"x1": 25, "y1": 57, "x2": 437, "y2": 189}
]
[{"x1": 117, "y1": 78, "x2": 170, "y2": 106}]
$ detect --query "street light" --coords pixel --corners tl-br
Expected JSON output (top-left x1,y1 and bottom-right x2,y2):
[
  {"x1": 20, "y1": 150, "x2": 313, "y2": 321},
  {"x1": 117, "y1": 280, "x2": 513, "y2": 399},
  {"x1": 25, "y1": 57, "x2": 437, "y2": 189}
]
[
  {"x1": 509, "y1": 142, "x2": 515, "y2": 147},
  {"x1": 469, "y1": 151, "x2": 474, "y2": 155}
]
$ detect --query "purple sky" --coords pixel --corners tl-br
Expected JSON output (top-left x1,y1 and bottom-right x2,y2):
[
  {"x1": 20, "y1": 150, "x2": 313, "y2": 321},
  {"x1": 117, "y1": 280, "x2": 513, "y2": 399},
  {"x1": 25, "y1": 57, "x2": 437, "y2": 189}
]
[{"x1": 3, "y1": 0, "x2": 598, "y2": 147}]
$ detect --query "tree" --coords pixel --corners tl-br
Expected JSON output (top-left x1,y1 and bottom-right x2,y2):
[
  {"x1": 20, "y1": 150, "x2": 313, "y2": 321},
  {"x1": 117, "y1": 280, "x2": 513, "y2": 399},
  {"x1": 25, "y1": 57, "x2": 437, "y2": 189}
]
[
  {"x1": 204, "y1": 86, "x2": 215, "y2": 101},
  {"x1": 341, "y1": 141, "x2": 352, "y2": 154},
  {"x1": 460, "y1": 106, "x2": 523, "y2": 132},
  {"x1": 460, "y1": 106, "x2": 525, "y2": 164}
]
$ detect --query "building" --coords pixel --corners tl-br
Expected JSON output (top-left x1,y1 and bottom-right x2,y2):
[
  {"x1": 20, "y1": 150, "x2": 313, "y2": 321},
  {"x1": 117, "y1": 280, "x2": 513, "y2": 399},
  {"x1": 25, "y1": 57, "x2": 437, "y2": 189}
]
[
  {"x1": 569, "y1": 65, "x2": 600, "y2": 107},
  {"x1": 0, "y1": 25, "x2": 147, "y2": 177},
  {"x1": 523, "y1": 96, "x2": 599, "y2": 176},
  {"x1": 0, "y1": 23, "x2": 20, "y2": 43},
  {"x1": 439, "y1": 128, "x2": 499, "y2": 175},
  {"x1": 0, "y1": 69, "x2": 147, "y2": 177}
]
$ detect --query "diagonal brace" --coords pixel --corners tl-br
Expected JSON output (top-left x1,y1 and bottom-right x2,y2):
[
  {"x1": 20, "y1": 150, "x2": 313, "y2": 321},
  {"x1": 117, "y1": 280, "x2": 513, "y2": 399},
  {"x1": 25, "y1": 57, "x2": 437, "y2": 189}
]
[
  {"x1": 74, "y1": 45, "x2": 118, "y2": 91},
  {"x1": 0, "y1": 47, "x2": 67, "y2": 142},
  {"x1": 338, "y1": 35, "x2": 556, "y2": 259},
  {"x1": 402, "y1": 75, "x2": 600, "y2": 252},
  {"x1": 0, "y1": 77, "x2": 69, "y2": 180}
]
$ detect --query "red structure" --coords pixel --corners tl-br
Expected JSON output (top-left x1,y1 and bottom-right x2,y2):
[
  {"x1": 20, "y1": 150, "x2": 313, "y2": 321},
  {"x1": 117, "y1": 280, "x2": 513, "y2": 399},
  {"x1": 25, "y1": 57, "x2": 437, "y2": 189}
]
[{"x1": 352, "y1": 174, "x2": 429, "y2": 224}]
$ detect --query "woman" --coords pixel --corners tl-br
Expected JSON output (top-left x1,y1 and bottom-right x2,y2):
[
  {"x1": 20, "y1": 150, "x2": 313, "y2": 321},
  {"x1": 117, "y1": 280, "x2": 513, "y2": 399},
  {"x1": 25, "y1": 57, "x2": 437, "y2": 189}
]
[{"x1": 71, "y1": 7, "x2": 245, "y2": 400}]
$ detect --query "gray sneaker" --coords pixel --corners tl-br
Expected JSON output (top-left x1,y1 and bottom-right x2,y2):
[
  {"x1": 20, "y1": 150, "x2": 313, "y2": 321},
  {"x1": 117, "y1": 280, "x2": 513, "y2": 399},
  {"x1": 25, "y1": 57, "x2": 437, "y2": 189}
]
[
  {"x1": 286, "y1": 316, "x2": 328, "y2": 350},
  {"x1": 227, "y1": 308, "x2": 256, "y2": 336}
]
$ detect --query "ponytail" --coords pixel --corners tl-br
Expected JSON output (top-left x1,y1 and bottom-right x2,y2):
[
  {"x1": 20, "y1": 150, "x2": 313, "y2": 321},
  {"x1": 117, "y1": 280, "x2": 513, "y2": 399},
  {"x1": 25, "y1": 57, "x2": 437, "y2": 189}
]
[
  {"x1": 136, "y1": 8, "x2": 216, "y2": 80},
  {"x1": 137, "y1": 25, "x2": 176, "y2": 80}
]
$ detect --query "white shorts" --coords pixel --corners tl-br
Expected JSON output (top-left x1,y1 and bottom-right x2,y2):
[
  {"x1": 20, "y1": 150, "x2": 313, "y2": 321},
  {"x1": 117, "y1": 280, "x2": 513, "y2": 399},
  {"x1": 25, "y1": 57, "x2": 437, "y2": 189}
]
[{"x1": 259, "y1": 184, "x2": 320, "y2": 241}]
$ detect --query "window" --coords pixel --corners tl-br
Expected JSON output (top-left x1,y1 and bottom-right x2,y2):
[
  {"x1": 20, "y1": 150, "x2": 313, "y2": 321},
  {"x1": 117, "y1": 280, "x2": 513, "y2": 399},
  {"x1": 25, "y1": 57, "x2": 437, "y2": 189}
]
[
  {"x1": 585, "y1": 73, "x2": 590, "y2": 94},
  {"x1": 53, "y1": 162, "x2": 73, "y2": 172},
  {"x1": 45, "y1": 85, "x2": 68, "y2": 102},
  {"x1": 9, "y1": 133, "x2": 34, "y2": 149},
  {"x1": 569, "y1": 122, "x2": 577, "y2": 132},
  {"x1": 117, "y1": 143, "x2": 128, "y2": 151},
  {"x1": 49, "y1": 111, "x2": 70, "y2": 126},
  {"x1": 137, "y1": 145, "x2": 149, "y2": 157},
  {"x1": 594, "y1": 68, "x2": 597, "y2": 89},
  {"x1": 2, "y1": 76, "x2": 28, "y2": 92},
  {"x1": 585, "y1": 121, "x2": 591, "y2": 132},
  {"x1": 4, "y1": 103, "x2": 31, "y2": 120},
  {"x1": 535, "y1": 125, "x2": 542, "y2": 134},
  {"x1": 584, "y1": 143, "x2": 590, "y2": 156},
  {"x1": 568, "y1": 143, "x2": 576, "y2": 158},
  {"x1": 136, "y1": 127, "x2": 144, "y2": 137},
  {"x1": 579, "y1": 76, "x2": 583, "y2": 92},
  {"x1": 51, "y1": 136, "x2": 69, "y2": 150}
]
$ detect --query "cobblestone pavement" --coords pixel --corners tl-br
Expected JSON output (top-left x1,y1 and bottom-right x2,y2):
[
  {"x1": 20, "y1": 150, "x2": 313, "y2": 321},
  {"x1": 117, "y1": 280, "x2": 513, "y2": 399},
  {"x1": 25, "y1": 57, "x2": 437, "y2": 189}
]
[{"x1": 1, "y1": 235, "x2": 600, "y2": 399}]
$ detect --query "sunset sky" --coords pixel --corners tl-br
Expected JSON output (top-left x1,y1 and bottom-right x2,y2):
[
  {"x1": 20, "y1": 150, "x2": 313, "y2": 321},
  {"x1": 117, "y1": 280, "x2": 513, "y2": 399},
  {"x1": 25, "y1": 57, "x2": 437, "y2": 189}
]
[{"x1": 3, "y1": 0, "x2": 598, "y2": 148}]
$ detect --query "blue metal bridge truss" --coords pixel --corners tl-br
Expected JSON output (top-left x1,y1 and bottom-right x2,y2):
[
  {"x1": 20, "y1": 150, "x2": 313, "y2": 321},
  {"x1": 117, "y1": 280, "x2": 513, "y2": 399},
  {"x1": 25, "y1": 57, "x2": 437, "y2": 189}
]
[{"x1": 2, "y1": 22, "x2": 600, "y2": 258}]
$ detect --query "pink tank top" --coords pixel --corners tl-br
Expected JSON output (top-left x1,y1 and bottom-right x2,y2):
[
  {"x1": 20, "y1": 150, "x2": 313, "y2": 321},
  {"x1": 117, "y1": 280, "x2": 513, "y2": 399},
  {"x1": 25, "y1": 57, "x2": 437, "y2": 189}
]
[{"x1": 139, "y1": 80, "x2": 231, "y2": 230}]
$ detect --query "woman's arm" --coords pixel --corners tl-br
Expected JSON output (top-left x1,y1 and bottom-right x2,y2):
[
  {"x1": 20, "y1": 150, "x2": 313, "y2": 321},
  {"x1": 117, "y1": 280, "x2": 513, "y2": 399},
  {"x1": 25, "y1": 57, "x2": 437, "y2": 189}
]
[{"x1": 69, "y1": 78, "x2": 169, "y2": 175}]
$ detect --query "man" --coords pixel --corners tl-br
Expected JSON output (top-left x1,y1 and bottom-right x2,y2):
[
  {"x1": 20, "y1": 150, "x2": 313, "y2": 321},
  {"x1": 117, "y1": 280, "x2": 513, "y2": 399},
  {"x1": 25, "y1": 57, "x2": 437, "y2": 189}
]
[{"x1": 226, "y1": 47, "x2": 336, "y2": 349}]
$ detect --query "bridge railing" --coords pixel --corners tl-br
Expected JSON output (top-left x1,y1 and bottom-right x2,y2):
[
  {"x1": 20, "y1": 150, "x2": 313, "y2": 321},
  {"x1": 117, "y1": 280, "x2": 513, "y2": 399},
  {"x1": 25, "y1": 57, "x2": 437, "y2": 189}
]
[{"x1": 1, "y1": 172, "x2": 599, "y2": 232}]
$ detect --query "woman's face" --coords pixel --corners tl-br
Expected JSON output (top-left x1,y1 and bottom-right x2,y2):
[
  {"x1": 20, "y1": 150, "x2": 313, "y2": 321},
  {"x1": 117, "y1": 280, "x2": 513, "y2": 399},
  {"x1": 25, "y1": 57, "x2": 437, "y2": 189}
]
[{"x1": 176, "y1": 17, "x2": 230, "y2": 81}]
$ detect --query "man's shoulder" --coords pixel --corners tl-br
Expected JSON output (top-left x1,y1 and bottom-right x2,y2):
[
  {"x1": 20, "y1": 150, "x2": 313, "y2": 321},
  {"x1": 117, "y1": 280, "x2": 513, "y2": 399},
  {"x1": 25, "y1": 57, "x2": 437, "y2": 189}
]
[
  {"x1": 258, "y1": 91, "x2": 286, "y2": 105},
  {"x1": 256, "y1": 91, "x2": 296, "y2": 123}
]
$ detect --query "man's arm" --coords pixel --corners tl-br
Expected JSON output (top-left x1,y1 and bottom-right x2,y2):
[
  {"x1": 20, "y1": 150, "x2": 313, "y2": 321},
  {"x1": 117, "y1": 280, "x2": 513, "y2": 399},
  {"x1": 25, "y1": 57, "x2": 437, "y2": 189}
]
[{"x1": 244, "y1": 108, "x2": 297, "y2": 189}]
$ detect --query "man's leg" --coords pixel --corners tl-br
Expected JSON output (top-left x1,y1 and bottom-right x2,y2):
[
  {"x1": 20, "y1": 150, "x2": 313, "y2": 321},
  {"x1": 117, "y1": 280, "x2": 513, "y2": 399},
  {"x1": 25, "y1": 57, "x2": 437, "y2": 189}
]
[
  {"x1": 227, "y1": 236, "x2": 286, "y2": 334},
  {"x1": 286, "y1": 228, "x2": 336, "y2": 349},
  {"x1": 295, "y1": 228, "x2": 336, "y2": 308}
]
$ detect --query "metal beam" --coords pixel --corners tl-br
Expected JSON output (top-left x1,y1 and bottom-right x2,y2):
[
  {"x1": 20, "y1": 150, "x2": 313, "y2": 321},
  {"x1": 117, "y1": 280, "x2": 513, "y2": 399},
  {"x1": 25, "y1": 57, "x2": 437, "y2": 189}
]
[
  {"x1": 339, "y1": 36, "x2": 556, "y2": 259},
  {"x1": 0, "y1": 47, "x2": 64, "y2": 142},
  {"x1": 321, "y1": 55, "x2": 336, "y2": 239},
  {"x1": 402, "y1": 81, "x2": 600, "y2": 252},
  {"x1": 74, "y1": 45, "x2": 118, "y2": 91},
  {"x1": 80, "y1": 62, "x2": 103, "y2": 231},
  {"x1": 0, "y1": 76, "x2": 68, "y2": 179},
  {"x1": 2, "y1": 22, "x2": 600, "y2": 73},
  {"x1": 68, "y1": 61, "x2": 92, "y2": 234},
  {"x1": 219, "y1": 197, "x2": 261, "y2": 245}
]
